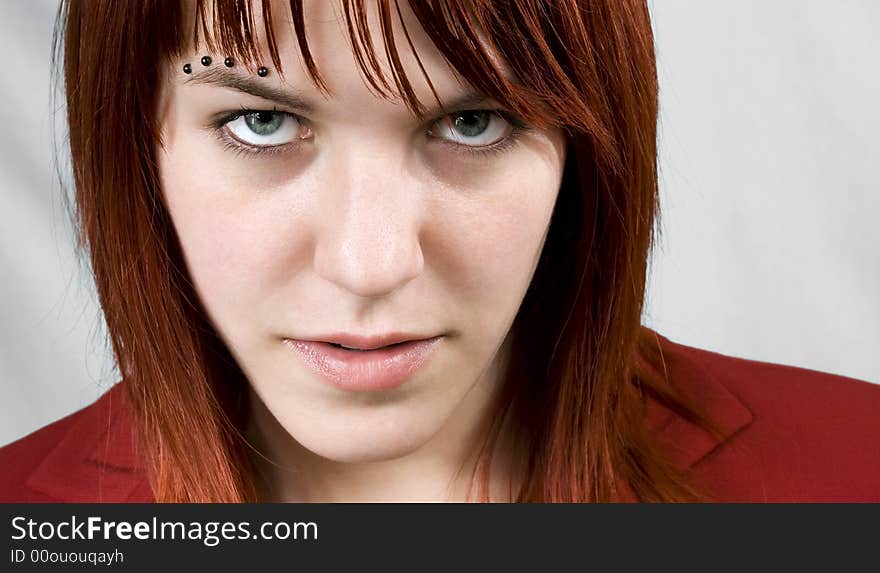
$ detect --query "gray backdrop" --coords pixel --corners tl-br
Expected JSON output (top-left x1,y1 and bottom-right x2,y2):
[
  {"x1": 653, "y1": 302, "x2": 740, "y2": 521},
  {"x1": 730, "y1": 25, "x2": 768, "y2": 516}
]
[{"x1": 2, "y1": 1, "x2": 878, "y2": 447}]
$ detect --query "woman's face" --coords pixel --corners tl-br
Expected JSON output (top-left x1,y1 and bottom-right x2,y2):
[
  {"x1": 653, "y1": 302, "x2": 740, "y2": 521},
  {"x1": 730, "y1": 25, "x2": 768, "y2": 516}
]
[{"x1": 156, "y1": 1, "x2": 566, "y2": 468}]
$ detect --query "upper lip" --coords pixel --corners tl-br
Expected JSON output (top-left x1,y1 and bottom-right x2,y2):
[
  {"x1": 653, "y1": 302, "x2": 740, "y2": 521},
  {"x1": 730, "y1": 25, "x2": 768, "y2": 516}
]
[{"x1": 291, "y1": 332, "x2": 441, "y2": 350}]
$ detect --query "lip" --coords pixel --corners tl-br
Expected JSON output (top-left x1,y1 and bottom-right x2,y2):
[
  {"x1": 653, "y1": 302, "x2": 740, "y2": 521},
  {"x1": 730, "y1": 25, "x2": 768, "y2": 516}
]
[
  {"x1": 284, "y1": 335, "x2": 444, "y2": 392},
  {"x1": 301, "y1": 332, "x2": 437, "y2": 351}
]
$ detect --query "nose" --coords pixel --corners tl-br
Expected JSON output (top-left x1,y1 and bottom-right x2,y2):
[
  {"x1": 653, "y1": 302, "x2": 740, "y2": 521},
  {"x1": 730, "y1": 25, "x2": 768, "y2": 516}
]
[{"x1": 312, "y1": 147, "x2": 425, "y2": 299}]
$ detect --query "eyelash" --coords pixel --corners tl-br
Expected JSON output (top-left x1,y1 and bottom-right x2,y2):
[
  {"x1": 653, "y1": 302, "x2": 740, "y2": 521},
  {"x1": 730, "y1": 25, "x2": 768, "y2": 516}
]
[{"x1": 208, "y1": 107, "x2": 530, "y2": 160}]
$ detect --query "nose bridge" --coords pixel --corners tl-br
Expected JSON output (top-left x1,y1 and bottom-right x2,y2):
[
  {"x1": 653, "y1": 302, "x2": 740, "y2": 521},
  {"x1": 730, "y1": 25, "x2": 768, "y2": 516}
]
[{"x1": 313, "y1": 143, "x2": 424, "y2": 298}]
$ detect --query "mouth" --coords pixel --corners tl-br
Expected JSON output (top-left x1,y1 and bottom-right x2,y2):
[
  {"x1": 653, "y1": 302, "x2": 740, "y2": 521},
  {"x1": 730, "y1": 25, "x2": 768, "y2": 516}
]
[
  {"x1": 326, "y1": 340, "x2": 409, "y2": 352},
  {"x1": 300, "y1": 331, "x2": 440, "y2": 351},
  {"x1": 284, "y1": 336, "x2": 444, "y2": 392}
]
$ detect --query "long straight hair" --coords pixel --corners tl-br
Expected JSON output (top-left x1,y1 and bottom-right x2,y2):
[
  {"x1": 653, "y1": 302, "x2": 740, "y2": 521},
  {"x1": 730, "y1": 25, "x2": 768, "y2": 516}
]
[{"x1": 55, "y1": 0, "x2": 720, "y2": 502}]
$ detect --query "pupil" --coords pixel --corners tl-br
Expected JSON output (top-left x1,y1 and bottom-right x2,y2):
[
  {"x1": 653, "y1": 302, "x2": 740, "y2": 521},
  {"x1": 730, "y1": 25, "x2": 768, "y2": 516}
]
[{"x1": 454, "y1": 111, "x2": 489, "y2": 138}]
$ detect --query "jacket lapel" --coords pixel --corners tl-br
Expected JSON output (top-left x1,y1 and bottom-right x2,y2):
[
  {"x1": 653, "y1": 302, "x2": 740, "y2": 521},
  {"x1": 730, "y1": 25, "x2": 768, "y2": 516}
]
[
  {"x1": 644, "y1": 332, "x2": 754, "y2": 470},
  {"x1": 25, "y1": 383, "x2": 151, "y2": 502}
]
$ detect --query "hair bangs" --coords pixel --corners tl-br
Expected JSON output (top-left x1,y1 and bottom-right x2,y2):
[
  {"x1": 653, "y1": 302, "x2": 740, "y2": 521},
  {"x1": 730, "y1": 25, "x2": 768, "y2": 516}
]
[{"x1": 181, "y1": 0, "x2": 594, "y2": 132}]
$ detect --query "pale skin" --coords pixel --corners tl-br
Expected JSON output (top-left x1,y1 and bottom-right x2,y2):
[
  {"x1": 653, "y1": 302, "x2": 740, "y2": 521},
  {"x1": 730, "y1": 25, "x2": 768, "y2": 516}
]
[{"x1": 156, "y1": 0, "x2": 567, "y2": 501}]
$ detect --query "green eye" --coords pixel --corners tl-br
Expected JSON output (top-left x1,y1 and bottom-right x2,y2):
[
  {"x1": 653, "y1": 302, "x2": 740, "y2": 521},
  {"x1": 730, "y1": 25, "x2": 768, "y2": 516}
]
[
  {"x1": 451, "y1": 111, "x2": 491, "y2": 138},
  {"x1": 223, "y1": 110, "x2": 303, "y2": 147},
  {"x1": 431, "y1": 110, "x2": 512, "y2": 147},
  {"x1": 244, "y1": 111, "x2": 284, "y2": 136}
]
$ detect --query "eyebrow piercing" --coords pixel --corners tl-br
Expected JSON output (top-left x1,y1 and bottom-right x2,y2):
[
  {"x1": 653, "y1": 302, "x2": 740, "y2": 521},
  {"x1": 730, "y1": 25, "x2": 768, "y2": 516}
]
[{"x1": 182, "y1": 56, "x2": 270, "y2": 77}]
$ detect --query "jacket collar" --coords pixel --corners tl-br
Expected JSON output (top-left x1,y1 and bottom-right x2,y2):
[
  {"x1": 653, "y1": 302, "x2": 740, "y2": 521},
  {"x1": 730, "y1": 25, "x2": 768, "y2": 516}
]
[
  {"x1": 25, "y1": 383, "x2": 151, "y2": 502},
  {"x1": 642, "y1": 330, "x2": 754, "y2": 470},
  {"x1": 26, "y1": 332, "x2": 753, "y2": 501}
]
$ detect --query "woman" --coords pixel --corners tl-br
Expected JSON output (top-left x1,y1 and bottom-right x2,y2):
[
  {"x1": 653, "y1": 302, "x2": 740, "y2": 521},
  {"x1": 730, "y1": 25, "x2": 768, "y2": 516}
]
[{"x1": 1, "y1": 0, "x2": 878, "y2": 503}]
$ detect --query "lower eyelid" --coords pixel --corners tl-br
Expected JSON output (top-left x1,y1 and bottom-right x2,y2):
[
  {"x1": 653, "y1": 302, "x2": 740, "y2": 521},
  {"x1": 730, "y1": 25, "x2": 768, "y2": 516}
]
[
  {"x1": 436, "y1": 128, "x2": 524, "y2": 158},
  {"x1": 217, "y1": 127, "x2": 303, "y2": 158}
]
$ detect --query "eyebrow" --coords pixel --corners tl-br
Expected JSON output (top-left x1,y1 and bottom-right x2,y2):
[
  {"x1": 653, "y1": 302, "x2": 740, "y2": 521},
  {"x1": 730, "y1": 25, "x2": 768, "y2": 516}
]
[{"x1": 183, "y1": 67, "x2": 496, "y2": 117}]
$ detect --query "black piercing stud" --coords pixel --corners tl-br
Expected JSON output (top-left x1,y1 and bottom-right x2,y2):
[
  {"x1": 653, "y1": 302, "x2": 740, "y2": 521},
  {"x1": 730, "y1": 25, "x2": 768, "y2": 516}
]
[
  {"x1": 224, "y1": 57, "x2": 234, "y2": 67},
  {"x1": 182, "y1": 63, "x2": 192, "y2": 74},
  {"x1": 201, "y1": 55, "x2": 212, "y2": 66},
  {"x1": 257, "y1": 66, "x2": 269, "y2": 77}
]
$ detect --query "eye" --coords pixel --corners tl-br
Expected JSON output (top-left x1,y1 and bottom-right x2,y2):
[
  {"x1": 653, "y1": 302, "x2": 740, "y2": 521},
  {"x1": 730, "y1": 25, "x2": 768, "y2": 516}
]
[
  {"x1": 224, "y1": 110, "x2": 307, "y2": 147},
  {"x1": 429, "y1": 110, "x2": 513, "y2": 148}
]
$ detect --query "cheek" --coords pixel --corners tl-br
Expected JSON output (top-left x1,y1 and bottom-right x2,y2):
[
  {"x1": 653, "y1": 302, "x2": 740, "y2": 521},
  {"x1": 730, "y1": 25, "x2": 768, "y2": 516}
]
[
  {"x1": 435, "y1": 164, "x2": 560, "y2": 328},
  {"x1": 158, "y1": 145, "x2": 311, "y2": 340}
]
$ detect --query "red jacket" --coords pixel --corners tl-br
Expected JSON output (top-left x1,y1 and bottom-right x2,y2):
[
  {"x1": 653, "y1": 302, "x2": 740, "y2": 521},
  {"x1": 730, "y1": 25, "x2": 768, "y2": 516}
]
[{"x1": 2, "y1": 331, "x2": 878, "y2": 502}]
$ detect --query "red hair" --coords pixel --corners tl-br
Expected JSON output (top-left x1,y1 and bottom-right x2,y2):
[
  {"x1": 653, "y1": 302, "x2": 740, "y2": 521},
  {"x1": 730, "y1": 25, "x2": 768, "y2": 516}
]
[{"x1": 55, "y1": 0, "x2": 721, "y2": 502}]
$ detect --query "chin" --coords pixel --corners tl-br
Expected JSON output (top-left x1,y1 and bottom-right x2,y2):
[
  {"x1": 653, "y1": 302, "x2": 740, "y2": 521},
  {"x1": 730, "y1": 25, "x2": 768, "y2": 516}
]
[{"x1": 282, "y1": 412, "x2": 439, "y2": 464}]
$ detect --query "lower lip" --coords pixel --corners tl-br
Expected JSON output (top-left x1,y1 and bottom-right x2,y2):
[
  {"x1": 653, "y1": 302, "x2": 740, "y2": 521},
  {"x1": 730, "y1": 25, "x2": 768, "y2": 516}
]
[{"x1": 284, "y1": 336, "x2": 443, "y2": 392}]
